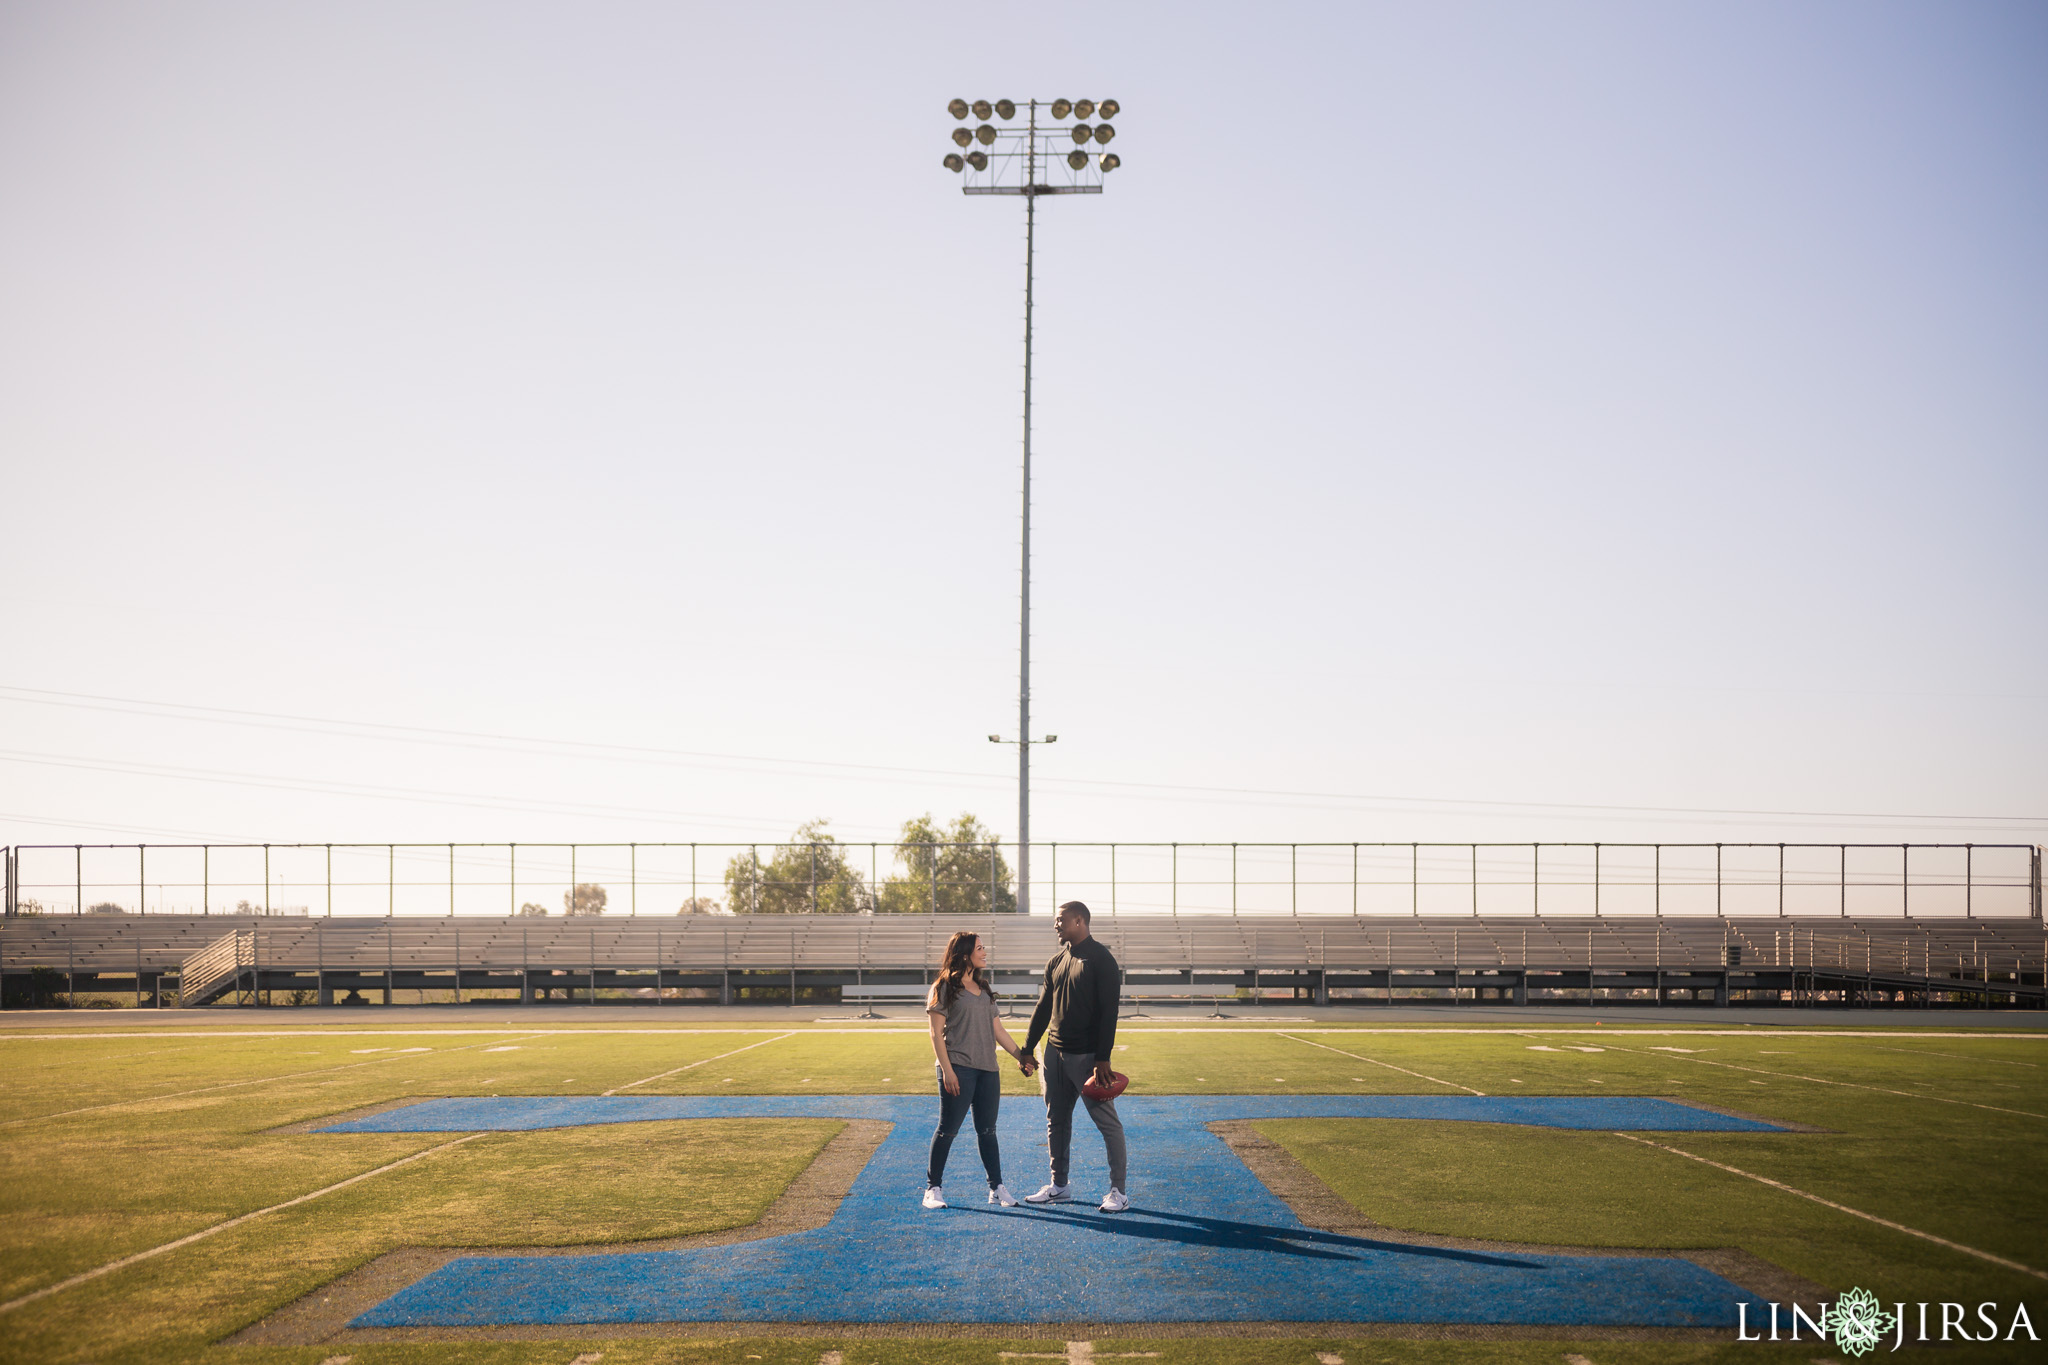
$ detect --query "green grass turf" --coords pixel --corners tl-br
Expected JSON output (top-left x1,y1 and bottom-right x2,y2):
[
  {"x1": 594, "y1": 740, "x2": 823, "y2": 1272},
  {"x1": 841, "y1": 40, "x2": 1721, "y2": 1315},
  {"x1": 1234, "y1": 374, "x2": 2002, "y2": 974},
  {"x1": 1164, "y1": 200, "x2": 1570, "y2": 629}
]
[{"x1": 0, "y1": 1022, "x2": 2041, "y2": 1365}]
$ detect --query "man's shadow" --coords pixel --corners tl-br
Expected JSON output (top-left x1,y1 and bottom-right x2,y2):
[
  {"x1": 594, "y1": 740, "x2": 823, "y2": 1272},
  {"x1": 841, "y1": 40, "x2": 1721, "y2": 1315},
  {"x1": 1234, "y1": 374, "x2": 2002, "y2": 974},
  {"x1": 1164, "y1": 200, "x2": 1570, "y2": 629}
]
[{"x1": 953, "y1": 1204, "x2": 1540, "y2": 1268}]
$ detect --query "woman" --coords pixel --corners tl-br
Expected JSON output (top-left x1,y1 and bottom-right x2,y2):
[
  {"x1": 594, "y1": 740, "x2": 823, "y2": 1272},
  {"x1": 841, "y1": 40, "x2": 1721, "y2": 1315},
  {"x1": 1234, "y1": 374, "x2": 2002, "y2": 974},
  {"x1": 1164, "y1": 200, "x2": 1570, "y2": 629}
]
[{"x1": 923, "y1": 930, "x2": 1035, "y2": 1209}]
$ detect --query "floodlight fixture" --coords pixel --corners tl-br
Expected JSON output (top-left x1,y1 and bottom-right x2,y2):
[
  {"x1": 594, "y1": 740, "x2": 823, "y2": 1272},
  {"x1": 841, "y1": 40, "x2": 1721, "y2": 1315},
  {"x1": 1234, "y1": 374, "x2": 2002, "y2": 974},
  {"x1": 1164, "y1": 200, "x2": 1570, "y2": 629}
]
[{"x1": 938, "y1": 96, "x2": 1124, "y2": 914}]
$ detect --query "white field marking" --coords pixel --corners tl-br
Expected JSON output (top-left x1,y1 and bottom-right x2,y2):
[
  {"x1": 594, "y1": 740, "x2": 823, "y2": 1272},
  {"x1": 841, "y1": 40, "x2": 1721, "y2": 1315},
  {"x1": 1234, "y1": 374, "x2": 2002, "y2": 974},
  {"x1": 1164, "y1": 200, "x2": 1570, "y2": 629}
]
[
  {"x1": 0, "y1": 1133, "x2": 486, "y2": 1315},
  {"x1": 1866, "y1": 1044, "x2": 2039, "y2": 1068},
  {"x1": 319, "y1": 1357, "x2": 353, "y2": 1365},
  {"x1": 5, "y1": 1027, "x2": 2047, "y2": 1040},
  {"x1": 1526, "y1": 1045, "x2": 1561, "y2": 1051},
  {"x1": 1564, "y1": 1046, "x2": 1605, "y2": 1053},
  {"x1": 1564, "y1": 1355, "x2": 1594, "y2": 1365},
  {"x1": 568, "y1": 1355, "x2": 603, "y2": 1365},
  {"x1": 1278, "y1": 1034, "x2": 1485, "y2": 1096},
  {"x1": 349, "y1": 1048, "x2": 391, "y2": 1054},
  {"x1": 0, "y1": 1034, "x2": 547, "y2": 1129},
  {"x1": 1598, "y1": 1043, "x2": 2046, "y2": 1119},
  {"x1": 603, "y1": 1033, "x2": 796, "y2": 1095},
  {"x1": 1317, "y1": 1354, "x2": 1346, "y2": 1364},
  {"x1": 1649, "y1": 1046, "x2": 1704, "y2": 1053},
  {"x1": 1613, "y1": 1132, "x2": 2048, "y2": 1282},
  {"x1": 999, "y1": 1345, "x2": 1160, "y2": 1362},
  {"x1": 1509, "y1": 1079, "x2": 1523, "y2": 1084},
  {"x1": 819, "y1": 1353, "x2": 844, "y2": 1365},
  {"x1": 482, "y1": 1046, "x2": 522, "y2": 1052}
]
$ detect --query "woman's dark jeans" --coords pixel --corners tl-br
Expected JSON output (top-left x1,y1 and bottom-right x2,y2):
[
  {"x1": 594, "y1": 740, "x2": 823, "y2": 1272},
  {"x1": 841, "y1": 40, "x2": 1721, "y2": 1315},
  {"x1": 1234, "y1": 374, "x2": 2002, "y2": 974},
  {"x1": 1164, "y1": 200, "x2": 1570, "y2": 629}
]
[{"x1": 928, "y1": 1063, "x2": 1003, "y2": 1189}]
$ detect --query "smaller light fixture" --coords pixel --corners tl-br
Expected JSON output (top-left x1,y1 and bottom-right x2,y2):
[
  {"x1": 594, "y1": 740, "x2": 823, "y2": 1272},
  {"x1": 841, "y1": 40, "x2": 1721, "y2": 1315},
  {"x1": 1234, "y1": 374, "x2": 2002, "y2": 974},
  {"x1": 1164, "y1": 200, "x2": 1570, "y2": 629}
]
[
  {"x1": 951, "y1": 127, "x2": 973, "y2": 147},
  {"x1": 1074, "y1": 99, "x2": 1095, "y2": 119},
  {"x1": 1094, "y1": 123, "x2": 1115, "y2": 145},
  {"x1": 1070, "y1": 123, "x2": 1092, "y2": 144},
  {"x1": 1067, "y1": 149, "x2": 1088, "y2": 170},
  {"x1": 995, "y1": 99, "x2": 1016, "y2": 119},
  {"x1": 948, "y1": 98, "x2": 970, "y2": 120},
  {"x1": 1097, "y1": 99, "x2": 1119, "y2": 118},
  {"x1": 972, "y1": 99, "x2": 993, "y2": 120},
  {"x1": 975, "y1": 124, "x2": 996, "y2": 146},
  {"x1": 988, "y1": 735, "x2": 1002, "y2": 743},
  {"x1": 944, "y1": 152, "x2": 965, "y2": 172},
  {"x1": 1045, "y1": 735, "x2": 1057, "y2": 743},
  {"x1": 965, "y1": 150, "x2": 989, "y2": 171},
  {"x1": 1099, "y1": 153, "x2": 1120, "y2": 172},
  {"x1": 1050, "y1": 98, "x2": 1073, "y2": 119}
]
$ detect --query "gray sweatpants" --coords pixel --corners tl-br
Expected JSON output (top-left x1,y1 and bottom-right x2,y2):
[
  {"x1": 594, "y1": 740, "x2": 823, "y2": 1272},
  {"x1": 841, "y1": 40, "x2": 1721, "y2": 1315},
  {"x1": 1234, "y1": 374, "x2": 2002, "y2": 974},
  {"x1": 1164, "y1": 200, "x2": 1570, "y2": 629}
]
[{"x1": 1042, "y1": 1043, "x2": 1128, "y2": 1191}]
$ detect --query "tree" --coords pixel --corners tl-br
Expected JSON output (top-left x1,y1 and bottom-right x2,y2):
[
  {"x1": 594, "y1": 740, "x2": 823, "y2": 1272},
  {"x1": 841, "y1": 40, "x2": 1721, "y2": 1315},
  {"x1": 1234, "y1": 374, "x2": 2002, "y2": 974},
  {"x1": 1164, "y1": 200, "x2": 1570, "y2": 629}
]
[
  {"x1": 517, "y1": 902, "x2": 549, "y2": 917},
  {"x1": 676, "y1": 897, "x2": 726, "y2": 915},
  {"x1": 12, "y1": 899, "x2": 43, "y2": 917},
  {"x1": 563, "y1": 884, "x2": 608, "y2": 917},
  {"x1": 724, "y1": 820, "x2": 871, "y2": 914},
  {"x1": 876, "y1": 813, "x2": 1015, "y2": 914}
]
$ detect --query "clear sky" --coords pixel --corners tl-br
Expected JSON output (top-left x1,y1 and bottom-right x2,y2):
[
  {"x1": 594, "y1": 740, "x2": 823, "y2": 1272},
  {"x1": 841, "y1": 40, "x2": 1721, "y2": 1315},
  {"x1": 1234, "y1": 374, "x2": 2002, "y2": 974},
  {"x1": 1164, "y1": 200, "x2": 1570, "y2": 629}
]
[{"x1": 2, "y1": 2, "x2": 2043, "y2": 899}]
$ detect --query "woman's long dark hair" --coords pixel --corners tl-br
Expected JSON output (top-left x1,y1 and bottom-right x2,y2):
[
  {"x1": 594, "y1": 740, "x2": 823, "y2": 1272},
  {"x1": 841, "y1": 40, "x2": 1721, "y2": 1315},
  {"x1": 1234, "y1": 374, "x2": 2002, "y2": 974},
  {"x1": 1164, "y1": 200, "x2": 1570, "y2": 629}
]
[{"x1": 932, "y1": 930, "x2": 995, "y2": 1010}]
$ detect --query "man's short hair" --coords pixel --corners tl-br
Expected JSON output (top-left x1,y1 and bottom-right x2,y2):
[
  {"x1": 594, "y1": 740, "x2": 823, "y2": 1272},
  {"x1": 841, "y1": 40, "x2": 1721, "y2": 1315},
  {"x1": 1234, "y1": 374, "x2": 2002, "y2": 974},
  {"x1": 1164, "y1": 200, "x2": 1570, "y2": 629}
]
[{"x1": 1058, "y1": 900, "x2": 1091, "y2": 923}]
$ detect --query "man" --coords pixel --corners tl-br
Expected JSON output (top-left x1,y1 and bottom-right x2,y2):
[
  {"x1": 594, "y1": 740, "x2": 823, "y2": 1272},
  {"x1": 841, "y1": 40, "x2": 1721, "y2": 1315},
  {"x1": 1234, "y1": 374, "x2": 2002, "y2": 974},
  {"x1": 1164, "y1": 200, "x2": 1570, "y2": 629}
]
[{"x1": 1016, "y1": 899, "x2": 1128, "y2": 1212}]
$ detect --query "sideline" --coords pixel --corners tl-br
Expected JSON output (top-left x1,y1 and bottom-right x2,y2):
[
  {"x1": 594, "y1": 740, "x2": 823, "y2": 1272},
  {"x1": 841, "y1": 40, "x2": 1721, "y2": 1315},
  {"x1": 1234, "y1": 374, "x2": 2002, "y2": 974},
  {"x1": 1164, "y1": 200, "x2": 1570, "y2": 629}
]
[
  {"x1": 1614, "y1": 1132, "x2": 2047, "y2": 1282},
  {"x1": 1597, "y1": 1043, "x2": 2045, "y2": 1120},
  {"x1": 602, "y1": 1033, "x2": 795, "y2": 1095},
  {"x1": 1277, "y1": 1034, "x2": 1485, "y2": 1095},
  {"x1": 0, "y1": 1133, "x2": 487, "y2": 1316},
  {"x1": 0, "y1": 1034, "x2": 547, "y2": 1129}
]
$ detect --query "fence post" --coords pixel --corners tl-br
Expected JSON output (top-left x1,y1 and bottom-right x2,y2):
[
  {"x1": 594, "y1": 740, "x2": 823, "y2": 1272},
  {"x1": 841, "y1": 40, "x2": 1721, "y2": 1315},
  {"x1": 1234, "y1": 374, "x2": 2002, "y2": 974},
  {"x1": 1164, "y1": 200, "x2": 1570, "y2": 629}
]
[
  {"x1": 1901, "y1": 843, "x2": 1909, "y2": 918},
  {"x1": 1352, "y1": 844, "x2": 1358, "y2": 918},
  {"x1": 264, "y1": 844, "x2": 271, "y2": 916},
  {"x1": 326, "y1": 844, "x2": 333, "y2": 918},
  {"x1": 990, "y1": 841, "x2": 997, "y2": 913},
  {"x1": 510, "y1": 843, "x2": 517, "y2": 915},
  {"x1": 1471, "y1": 845, "x2": 1478, "y2": 917},
  {"x1": 388, "y1": 845, "x2": 394, "y2": 915},
  {"x1": 1171, "y1": 843, "x2": 1178, "y2": 918},
  {"x1": 810, "y1": 843, "x2": 818, "y2": 914},
  {"x1": 1532, "y1": 843, "x2": 1539, "y2": 917},
  {"x1": 1412, "y1": 844, "x2": 1419, "y2": 917},
  {"x1": 1965, "y1": 844, "x2": 1973, "y2": 919},
  {"x1": 203, "y1": 845, "x2": 208, "y2": 916},
  {"x1": 928, "y1": 843, "x2": 936, "y2": 914},
  {"x1": 1840, "y1": 845, "x2": 1847, "y2": 918},
  {"x1": 1289, "y1": 845, "x2": 1295, "y2": 916},
  {"x1": 1230, "y1": 844, "x2": 1237, "y2": 916},
  {"x1": 139, "y1": 844, "x2": 145, "y2": 915},
  {"x1": 1715, "y1": 844, "x2": 1722, "y2": 918},
  {"x1": 1112, "y1": 843, "x2": 1119, "y2": 917},
  {"x1": 631, "y1": 844, "x2": 638, "y2": 916},
  {"x1": 1778, "y1": 843, "x2": 1785, "y2": 917},
  {"x1": 448, "y1": 844, "x2": 455, "y2": 917},
  {"x1": 1593, "y1": 843, "x2": 1601, "y2": 917},
  {"x1": 1654, "y1": 845, "x2": 1661, "y2": 919},
  {"x1": 76, "y1": 845, "x2": 81, "y2": 917},
  {"x1": 571, "y1": 845, "x2": 578, "y2": 915}
]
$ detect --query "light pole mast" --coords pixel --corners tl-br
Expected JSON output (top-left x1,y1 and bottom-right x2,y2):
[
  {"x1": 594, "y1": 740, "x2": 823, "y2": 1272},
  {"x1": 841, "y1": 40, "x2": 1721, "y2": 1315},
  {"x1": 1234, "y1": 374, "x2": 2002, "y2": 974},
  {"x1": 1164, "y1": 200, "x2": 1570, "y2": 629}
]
[{"x1": 947, "y1": 95, "x2": 1120, "y2": 917}]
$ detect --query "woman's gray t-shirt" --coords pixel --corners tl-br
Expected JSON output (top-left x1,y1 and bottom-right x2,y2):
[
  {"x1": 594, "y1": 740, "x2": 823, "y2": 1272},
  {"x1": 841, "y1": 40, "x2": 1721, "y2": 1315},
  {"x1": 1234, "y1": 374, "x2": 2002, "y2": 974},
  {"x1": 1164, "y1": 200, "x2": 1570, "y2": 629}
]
[{"x1": 930, "y1": 980, "x2": 999, "y2": 1071}]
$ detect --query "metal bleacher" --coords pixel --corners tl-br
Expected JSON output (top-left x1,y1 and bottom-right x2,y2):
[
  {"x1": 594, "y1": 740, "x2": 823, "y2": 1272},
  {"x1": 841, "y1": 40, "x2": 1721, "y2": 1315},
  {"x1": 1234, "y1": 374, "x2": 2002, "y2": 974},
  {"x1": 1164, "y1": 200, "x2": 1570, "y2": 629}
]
[{"x1": 1, "y1": 910, "x2": 2040, "y2": 1009}]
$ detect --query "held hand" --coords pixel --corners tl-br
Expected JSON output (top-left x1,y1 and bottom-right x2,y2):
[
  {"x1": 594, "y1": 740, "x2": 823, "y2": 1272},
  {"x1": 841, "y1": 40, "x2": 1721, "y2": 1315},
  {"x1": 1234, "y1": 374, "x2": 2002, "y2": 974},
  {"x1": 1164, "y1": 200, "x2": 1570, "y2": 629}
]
[
  {"x1": 942, "y1": 1067, "x2": 960, "y2": 1096},
  {"x1": 1017, "y1": 1052, "x2": 1037, "y2": 1077},
  {"x1": 1093, "y1": 1061, "x2": 1115, "y2": 1088}
]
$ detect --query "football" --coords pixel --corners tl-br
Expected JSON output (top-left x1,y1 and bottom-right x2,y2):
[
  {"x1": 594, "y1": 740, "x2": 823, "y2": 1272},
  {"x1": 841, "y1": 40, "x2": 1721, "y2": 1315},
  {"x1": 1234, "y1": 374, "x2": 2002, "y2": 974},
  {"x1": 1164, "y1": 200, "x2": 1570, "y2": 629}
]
[{"x1": 1080, "y1": 1069, "x2": 1129, "y2": 1102}]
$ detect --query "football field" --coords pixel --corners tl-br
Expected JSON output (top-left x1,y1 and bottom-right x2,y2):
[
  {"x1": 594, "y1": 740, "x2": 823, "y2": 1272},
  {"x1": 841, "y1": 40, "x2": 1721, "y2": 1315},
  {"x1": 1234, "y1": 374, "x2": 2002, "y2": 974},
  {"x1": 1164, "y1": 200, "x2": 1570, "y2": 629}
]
[{"x1": 0, "y1": 1018, "x2": 2041, "y2": 1365}]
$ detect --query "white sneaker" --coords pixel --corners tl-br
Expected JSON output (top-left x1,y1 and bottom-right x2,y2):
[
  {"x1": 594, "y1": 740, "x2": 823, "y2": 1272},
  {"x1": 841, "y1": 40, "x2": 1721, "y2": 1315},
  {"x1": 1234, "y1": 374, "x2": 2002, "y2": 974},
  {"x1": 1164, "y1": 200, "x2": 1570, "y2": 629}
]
[
  {"x1": 1023, "y1": 1182, "x2": 1072, "y2": 1204},
  {"x1": 989, "y1": 1183, "x2": 1019, "y2": 1207},
  {"x1": 922, "y1": 1185, "x2": 946, "y2": 1209},
  {"x1": 1099, "y1": 1187, "x2": 1130, "y2": 1213}
]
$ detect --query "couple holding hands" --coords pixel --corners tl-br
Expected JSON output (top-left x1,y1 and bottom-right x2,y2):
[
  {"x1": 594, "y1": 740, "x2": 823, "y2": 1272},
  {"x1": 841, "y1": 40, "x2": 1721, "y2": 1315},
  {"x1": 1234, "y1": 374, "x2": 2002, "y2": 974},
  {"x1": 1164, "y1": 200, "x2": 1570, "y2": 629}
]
[{"x1": 923, "y1": 900, "x2": 1130, "y2": 1213}]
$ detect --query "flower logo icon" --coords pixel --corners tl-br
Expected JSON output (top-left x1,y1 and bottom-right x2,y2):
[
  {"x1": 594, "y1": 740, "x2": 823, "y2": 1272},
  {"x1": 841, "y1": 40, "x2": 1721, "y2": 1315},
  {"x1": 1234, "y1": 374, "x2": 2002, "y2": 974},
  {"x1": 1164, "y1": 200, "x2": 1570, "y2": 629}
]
[{"x1": 1824, "y1": 1287, "x2": 1898, "y2": 1357}]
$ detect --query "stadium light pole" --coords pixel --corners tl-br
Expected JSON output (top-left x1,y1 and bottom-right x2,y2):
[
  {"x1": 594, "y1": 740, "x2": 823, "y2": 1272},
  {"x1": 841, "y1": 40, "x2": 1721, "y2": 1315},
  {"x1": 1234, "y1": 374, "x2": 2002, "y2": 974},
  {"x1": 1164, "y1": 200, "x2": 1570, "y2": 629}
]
[{"x1": 949, "y1": 96, "x2": 1121, "y2": 919}]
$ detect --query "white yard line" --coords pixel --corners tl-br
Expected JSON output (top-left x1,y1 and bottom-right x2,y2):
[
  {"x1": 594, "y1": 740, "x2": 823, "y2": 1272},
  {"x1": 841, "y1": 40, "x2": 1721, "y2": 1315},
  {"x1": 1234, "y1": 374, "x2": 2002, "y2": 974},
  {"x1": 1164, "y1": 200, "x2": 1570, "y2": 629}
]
[
  {"x1": 1612, "y1": 1132, "x2": 2048, "y2": 1282},
  {"x1": 0, "y1": 1133, "x2": 487, "y2": 1315},
  {"x1": 1863, "y1": 1044, "x2": 2038, "y2": 1068},
  {"x1": 602, "y1": 1033, "x2": 796, "y2": 1095},
  {"x1": 1278, "y1": 1033, "x2": 1485, "y2": 1095},
  {"x1": 1598, "y1": 1043, "x2": 2044, "y2": 1119},
  {"x1": 0, "y1": 1034, "x2": 547, "y2": 1129}
]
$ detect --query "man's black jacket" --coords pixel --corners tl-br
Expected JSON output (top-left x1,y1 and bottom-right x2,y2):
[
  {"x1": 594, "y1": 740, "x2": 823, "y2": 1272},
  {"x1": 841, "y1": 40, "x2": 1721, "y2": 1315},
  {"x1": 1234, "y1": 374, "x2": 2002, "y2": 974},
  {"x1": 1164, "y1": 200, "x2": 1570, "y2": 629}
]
[{"x1": 1023, "y1": 935, "x2": 1120, "y2": 1062}]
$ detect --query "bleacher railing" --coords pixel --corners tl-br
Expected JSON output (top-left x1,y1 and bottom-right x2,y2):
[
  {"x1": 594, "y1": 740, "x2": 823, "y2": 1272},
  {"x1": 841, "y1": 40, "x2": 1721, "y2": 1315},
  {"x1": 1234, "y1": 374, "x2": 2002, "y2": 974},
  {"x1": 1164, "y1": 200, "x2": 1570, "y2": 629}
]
[{"x1": 4, "y1": 841, "x2": 2041, "y2": 920}]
